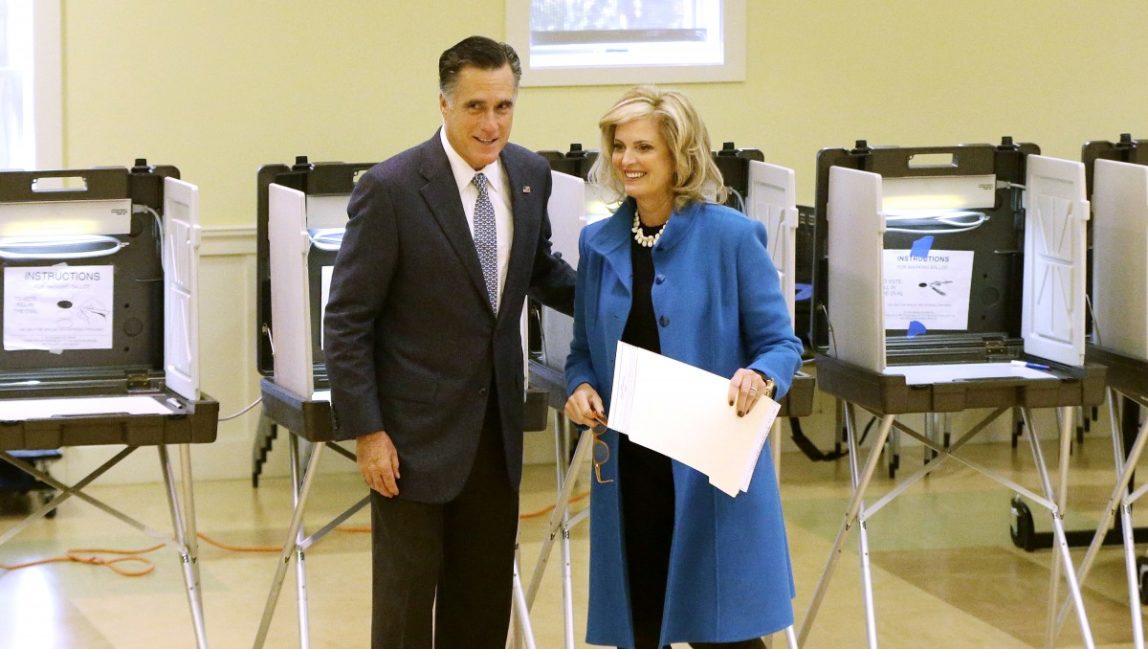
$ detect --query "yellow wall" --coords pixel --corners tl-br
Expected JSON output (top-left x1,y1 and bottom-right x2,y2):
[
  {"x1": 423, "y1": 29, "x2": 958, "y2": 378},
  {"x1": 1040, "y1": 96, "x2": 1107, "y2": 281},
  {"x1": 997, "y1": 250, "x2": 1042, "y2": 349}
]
[{"x1": 62, "y1": 1, "x2": 1148, "y2": 225}]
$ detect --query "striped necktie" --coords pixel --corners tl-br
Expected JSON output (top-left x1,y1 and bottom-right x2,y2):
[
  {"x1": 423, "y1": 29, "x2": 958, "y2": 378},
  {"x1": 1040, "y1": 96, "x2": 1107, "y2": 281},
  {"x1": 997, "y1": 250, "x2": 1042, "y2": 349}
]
[{"x1": 472, "y1": 172, "x2": 498, "y2": 311}]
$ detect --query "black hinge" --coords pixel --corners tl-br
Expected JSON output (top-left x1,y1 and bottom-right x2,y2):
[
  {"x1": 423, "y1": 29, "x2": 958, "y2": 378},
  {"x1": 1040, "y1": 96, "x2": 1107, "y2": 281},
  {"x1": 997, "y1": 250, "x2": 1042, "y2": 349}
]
[
  {"x1": 125, "y1": 372, "x2": 152, "y2": 390},
  {"x1": 983, "y1": 336, "x2": 1008, "y2": 358}
]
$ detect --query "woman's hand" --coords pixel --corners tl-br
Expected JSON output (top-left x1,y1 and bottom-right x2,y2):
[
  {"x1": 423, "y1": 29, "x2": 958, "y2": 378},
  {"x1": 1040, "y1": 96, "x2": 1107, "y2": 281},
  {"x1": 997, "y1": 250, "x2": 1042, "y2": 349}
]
[
  {"x1": 728, "y1": 368, "x2": 775, "y2": 417},
  {"x1": 565, "y1": 382, "x2": 608, "y2": 429}
]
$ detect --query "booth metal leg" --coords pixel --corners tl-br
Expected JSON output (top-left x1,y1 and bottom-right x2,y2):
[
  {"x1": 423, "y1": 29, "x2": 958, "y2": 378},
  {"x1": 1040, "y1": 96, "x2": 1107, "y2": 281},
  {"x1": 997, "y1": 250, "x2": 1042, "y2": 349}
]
[
  {"x1": 1055, "y1": 389, "x2": 1148, "y2": 648},
  {"x1": 558, "y1": 519, "x2": 575, "y2": 649},
  {"x1": 846, "y1": 406, "x2": 880, "y2": 649},
  {"x1": 0, "y1": 447, "x2": 134, "y2": 546},
  {"x1": 290, "y1": 435, "x2": 314, "y2": 646},
  {"x1": 799, "y1": 402, "x2": 1095, "y2": 648},
  {"x1": 0, "y1": 446, "x2": 210, "y2": 647},
  {"x1": 783, "y1": 624, "x2": 799, "y2": 649},
  {"x1": 525, "y1": 417, "x2": 594, "y2": 614},
  {"x1": 1115, "y1": 396, "x2": 1148, "y2": 649},
  {"x1": 797, "y1": 409, "x2": 895, "y2": 646},
  {"x1": 158, "y1": 444, "x2": 208, "y2": 649},
  {"x1": 508, "y1": 550, "x2": 537, "y2": 649},
  {"x1": 557, "y1": 415, "x2": 576, "y2": 649},
  {"x1": 252, "y1": 439, "x2": 326, "y2": 649},
  {"x1": 1020, "y1": 407, "x2": 1095, "y2": 649}
]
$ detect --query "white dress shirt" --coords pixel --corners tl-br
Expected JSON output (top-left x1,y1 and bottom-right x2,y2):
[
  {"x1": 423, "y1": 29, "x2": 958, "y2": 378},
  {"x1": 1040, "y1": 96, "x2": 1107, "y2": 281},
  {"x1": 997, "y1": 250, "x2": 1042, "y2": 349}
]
[{"x1": 440, "y1": 127, "x2": 514, "y2": 313}]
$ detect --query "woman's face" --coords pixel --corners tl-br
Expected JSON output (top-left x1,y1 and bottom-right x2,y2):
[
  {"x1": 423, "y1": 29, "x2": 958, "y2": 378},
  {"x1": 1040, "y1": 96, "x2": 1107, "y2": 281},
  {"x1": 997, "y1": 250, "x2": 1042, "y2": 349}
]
[{"x1": 611, "y1": 116, "x2": 674, "y2": 206}]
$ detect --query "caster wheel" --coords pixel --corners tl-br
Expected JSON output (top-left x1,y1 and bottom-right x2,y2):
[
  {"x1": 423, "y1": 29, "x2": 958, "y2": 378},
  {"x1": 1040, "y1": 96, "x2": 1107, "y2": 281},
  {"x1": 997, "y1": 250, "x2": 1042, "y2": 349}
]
[
  {"x1": 1138, "y1": 557, "x2": 1148, "y2": 606},
  {"x1": 30, "y1": 490, "x2": 58, "y2": 518},
  {"x1": 1010, "y1": 496, "x2": 1035, "y2": 552}
]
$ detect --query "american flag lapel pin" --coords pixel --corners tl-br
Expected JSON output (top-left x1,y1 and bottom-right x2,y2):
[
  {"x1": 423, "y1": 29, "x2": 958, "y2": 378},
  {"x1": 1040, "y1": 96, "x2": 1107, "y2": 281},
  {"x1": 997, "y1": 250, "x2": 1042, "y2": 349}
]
[{"x1": 522, "y1": 185, "x2": 532, "y2": 193}]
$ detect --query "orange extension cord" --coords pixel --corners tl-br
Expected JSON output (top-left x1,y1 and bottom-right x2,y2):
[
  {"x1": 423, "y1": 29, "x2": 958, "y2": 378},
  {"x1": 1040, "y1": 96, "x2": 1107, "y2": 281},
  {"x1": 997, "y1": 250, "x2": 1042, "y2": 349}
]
[{"x1": 0, "y1": 491, "x2": 590, "y2": 577}]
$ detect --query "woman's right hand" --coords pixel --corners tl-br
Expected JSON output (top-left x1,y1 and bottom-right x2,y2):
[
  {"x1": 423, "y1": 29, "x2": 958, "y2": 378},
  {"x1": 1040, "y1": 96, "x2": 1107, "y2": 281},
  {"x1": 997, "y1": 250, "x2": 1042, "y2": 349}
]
[{"x1": 565, "y1": 382, "x2": 607, "y2": 429}]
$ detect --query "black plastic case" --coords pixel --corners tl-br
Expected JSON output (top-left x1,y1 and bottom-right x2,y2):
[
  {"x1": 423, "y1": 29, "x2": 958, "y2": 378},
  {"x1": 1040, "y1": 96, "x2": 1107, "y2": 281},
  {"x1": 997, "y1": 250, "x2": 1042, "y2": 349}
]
[
  {"x1": 810, "y1": 139, "x2": 1105, "y2": 413},
  {"x1": 0, "y1": 163, "x2": 218, "y2": 450}
]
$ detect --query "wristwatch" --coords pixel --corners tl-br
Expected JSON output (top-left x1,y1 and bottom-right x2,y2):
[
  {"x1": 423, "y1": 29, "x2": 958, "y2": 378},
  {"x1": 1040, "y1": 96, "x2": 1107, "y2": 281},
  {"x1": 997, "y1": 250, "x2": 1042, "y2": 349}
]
[{"x1": 751, "y1": 370, "x2": 776, "y2": 398}]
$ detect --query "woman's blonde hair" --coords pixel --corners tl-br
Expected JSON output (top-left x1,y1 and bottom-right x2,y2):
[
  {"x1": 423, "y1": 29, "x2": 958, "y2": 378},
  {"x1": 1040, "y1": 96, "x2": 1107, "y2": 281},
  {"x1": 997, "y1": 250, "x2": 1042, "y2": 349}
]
[{"x1": 588, "y1": 85, "x2": 727, "y2": 211}]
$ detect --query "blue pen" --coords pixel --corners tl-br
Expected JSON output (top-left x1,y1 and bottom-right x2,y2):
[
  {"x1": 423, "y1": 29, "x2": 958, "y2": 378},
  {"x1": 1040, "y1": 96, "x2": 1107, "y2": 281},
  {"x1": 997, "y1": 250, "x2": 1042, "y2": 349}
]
[{"x1": 1010, "y1": 360, "x2": 1050, "y2": 370}]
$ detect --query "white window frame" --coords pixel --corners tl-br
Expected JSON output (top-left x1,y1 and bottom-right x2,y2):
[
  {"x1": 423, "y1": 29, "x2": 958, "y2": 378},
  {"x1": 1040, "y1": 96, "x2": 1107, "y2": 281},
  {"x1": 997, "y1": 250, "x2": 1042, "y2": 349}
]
[
  {"x1": 506, "y1": 0, "x2": 745, "y2": 87},
  {"x1": 1, "y1": 0, "x2": 62, "y2": 171}
]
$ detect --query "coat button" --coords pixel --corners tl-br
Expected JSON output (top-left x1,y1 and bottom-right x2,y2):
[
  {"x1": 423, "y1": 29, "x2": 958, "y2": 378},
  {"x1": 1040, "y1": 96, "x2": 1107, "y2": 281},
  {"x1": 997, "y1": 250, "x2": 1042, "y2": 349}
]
[
  {"x1": 478, "y1": 387, "x2": 488, "y2": 395},
  {"x1": 659, "y1": 315, "x2": 670, "y2": 327},
  {"x1": 655, "y1": 274, "x2": 665, "y2": 284}
]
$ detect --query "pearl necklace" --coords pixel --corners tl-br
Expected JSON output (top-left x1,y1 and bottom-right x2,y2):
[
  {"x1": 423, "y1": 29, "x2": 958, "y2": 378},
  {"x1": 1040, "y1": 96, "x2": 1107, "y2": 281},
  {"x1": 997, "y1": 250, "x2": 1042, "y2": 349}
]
[{"x1": 631, "y1": 212, "x2": 667, "y2": 248}]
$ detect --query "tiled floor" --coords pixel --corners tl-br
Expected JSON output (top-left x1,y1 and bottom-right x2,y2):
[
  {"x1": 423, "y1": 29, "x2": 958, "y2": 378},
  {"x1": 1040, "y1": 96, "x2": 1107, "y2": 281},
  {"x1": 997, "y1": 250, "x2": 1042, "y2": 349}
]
[{"x1": 2, "y1": 420, "x2": 1148, "y2": 648}]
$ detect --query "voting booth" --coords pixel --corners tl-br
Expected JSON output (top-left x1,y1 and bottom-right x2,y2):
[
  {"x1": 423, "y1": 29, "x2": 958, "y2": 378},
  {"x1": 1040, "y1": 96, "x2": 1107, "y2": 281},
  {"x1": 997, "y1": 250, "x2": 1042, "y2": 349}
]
[
  {"x1": 800, "y1": 139, "x2": 1107, "y2": 648},
  {"x1": 524, "y1": 144, "x2": 811, "y2": 649},
  {"x1": 1058, "y1": 134, "x2": 1148, "y2": 647},
  {"x1": 0, "y1": 162, "x2": 217, "y2": 647},
  {"x1": 250, "y1": 158, "x2": 371, "y2": 648}
]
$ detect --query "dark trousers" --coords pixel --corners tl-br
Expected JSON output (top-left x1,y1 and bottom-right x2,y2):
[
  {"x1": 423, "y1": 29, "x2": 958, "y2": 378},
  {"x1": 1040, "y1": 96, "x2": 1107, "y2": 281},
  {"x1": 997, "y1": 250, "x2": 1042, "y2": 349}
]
[
  {"x1": 369, "y1": 397, "x2": 519, "y2": 649},
  {"x1": 619, "y1": 435, "x2": 766, "y2": 649}
]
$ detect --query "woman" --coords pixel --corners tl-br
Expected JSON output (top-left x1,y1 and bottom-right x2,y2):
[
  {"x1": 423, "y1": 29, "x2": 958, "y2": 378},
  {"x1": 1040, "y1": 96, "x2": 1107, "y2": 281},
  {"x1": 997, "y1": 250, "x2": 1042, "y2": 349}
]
[{"x1": 564, "y1": 86, "x2": 804, "y2": 649}]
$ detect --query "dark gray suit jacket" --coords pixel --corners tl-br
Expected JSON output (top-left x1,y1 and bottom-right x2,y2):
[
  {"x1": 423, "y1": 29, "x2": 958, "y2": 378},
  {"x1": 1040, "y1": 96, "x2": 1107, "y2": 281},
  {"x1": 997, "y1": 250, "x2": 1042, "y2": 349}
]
[{"x1": 323, "y1": 132, "x2": 576, "y2": 503}]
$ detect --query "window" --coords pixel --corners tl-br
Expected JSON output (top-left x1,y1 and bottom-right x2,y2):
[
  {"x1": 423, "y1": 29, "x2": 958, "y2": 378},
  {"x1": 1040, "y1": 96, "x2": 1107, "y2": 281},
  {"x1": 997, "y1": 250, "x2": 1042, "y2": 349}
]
[
  {"x1": 0, "y1": 0, "x2": 61, "y2": 171},
  {"x1": 507, "y1": 0, "x2": 745, "y2": 87}
]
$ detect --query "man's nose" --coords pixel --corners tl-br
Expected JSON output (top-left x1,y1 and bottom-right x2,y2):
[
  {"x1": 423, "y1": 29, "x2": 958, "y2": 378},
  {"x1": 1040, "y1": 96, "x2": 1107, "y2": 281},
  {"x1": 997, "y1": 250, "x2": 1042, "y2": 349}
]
[{"x1": 479, "y1": 110, "x2": 499, "y2": 131}]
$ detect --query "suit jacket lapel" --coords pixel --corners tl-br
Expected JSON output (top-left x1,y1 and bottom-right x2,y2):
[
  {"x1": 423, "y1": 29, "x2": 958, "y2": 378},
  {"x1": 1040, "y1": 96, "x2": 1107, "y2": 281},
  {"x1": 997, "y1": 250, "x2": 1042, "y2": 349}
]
[
  {"x1": 500, "y1": 150, "x2": 537, "y2": 323},
  {"x1": 417, "y1": 135, "x2": 492, "y2": 314}
]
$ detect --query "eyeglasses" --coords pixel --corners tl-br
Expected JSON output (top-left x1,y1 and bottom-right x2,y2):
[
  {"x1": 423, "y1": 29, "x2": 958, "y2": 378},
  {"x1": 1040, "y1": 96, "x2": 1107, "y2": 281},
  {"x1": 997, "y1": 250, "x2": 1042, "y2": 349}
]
[{"x1": 591, "y1": 425, "x2": 613, "y2": 484}]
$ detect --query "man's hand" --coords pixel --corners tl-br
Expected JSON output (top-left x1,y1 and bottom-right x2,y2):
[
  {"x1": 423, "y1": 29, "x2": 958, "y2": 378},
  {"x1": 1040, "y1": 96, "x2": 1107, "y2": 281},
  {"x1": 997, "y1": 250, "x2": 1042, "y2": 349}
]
[{"x1": 357, "y1": 430, "x2": 401, "y2": 497}]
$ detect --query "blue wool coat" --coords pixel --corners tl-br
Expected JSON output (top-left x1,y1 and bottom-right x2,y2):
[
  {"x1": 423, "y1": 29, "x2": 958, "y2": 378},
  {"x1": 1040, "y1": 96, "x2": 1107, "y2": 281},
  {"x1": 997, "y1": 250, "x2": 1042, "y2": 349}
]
[{"x1": 565, "y1": 199, "x2": 804, "y2": 647}]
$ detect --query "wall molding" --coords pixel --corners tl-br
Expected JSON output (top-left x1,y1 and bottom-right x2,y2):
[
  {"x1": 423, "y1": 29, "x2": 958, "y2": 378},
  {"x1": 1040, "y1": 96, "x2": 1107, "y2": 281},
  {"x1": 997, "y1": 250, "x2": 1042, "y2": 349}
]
[{"x1": 201, "y1": 224, "x2": 257, "y2": 257}]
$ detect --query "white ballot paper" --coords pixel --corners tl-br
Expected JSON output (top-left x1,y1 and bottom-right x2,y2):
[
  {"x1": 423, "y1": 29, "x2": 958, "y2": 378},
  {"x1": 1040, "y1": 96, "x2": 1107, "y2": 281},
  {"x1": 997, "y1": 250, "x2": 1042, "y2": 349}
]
[
  {"x1": 0, "y1": 395, "x2": 179, "y2": 420},
  {"x1": 608, "y1": 341, "x2": 780, "y2": 497}
]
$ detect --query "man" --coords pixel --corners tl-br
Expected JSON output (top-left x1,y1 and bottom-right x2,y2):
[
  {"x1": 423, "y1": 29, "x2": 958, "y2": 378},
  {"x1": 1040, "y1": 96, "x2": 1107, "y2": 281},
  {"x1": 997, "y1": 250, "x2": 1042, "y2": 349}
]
[{"x1": 323, "y1": 35, "x2": 576, "y2": 648}]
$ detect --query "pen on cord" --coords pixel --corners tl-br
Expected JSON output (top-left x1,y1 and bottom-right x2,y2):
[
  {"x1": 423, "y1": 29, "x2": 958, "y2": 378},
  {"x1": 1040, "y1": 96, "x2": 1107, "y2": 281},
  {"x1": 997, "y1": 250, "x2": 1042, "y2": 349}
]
[{"x1": 1010, "y1": 359, "x2": 1051, "y2": 370}]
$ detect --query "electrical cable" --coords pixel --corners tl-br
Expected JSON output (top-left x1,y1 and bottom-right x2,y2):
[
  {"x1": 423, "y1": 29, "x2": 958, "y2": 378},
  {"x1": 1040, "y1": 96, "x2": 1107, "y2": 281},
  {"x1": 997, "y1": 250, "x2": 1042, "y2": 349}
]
[{"x1": 219, "y1": 397, "x2": 262, "y2": 422}]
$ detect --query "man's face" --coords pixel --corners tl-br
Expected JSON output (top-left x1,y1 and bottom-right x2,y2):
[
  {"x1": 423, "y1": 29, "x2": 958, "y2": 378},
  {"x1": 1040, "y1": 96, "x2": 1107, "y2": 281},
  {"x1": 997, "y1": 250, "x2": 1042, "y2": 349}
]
[{"x1": 440, "y1": 64, "x2": 517, "y2": 170}]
